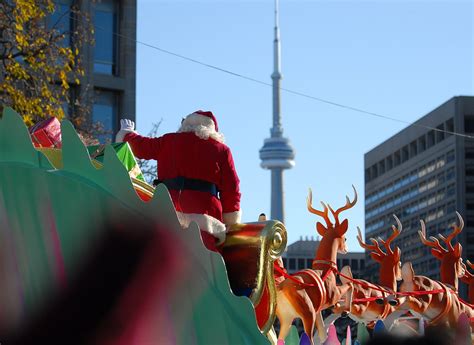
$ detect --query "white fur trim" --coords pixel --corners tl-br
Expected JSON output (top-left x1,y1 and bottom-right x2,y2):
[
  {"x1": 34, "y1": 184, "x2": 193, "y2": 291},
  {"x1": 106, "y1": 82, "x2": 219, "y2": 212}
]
[
  {"x1": 178, "y1": 114, "x2": 225, "y2": 143},
  {"x1": 222, "y1": 210, "x2": 241, "y2": 225},
  {"x1": 115, "y1": 129, "x2": 136, "y2": 142},
  {"x1": 176, "y1": 212, "x2": 226, "y2": 244}
]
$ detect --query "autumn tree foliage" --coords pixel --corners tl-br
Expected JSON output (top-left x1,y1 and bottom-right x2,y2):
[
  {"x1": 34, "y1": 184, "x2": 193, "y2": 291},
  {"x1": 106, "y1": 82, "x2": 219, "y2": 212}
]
[{"x1": 0, "y1": 0, "x2": 93, "y2": 128}]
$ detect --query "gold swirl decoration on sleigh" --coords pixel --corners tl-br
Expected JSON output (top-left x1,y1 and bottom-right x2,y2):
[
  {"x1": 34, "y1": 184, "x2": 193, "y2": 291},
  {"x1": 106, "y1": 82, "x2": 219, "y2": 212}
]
[{"x1": 222, "y1": 220, "x2": 287, "y2": 334}]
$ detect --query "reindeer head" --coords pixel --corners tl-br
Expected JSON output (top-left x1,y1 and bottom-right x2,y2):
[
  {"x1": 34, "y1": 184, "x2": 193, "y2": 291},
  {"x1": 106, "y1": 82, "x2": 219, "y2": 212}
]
[
  {"x1": 357, "y1": 215, "x2": 403, "y2": 287},
  {"x1": 419, "y1": 212, "x2": 464, "y2": 289},
  {"x1": 307, "y1": 185, "x2": 357, "y2": 255}
]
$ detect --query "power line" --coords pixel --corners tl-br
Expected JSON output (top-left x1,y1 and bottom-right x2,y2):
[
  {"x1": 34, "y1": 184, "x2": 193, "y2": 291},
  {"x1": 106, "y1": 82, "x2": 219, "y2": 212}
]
[
  {"x1": 124, "y1": 33, "x2": 474, "y2": 139},
  {"x1": 69, "y1": 10, "x2": 474, "y2": 140}
]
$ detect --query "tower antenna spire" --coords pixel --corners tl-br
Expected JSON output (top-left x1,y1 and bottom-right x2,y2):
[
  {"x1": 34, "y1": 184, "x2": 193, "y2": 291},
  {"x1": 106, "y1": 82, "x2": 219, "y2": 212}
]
[{"x1": 259, "y1": 0, "x2": 295, "y2": 223}]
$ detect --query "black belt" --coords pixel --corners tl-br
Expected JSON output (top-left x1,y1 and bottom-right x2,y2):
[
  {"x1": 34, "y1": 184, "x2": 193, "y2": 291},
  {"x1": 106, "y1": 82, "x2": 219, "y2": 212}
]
[{"x1": 158, "y1": 176, "x2": 219, "y2": 198}]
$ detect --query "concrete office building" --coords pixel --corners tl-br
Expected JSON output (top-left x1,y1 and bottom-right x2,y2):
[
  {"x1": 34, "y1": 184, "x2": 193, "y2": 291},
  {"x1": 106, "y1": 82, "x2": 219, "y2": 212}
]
[
  {"x1": 364, "y1": 96, "x2": 474, "y2": 296},
  {"x1": 282, "y1": 237, "x2": 365, "y2": 278},
  {"x1": 52, "y1": 0, "x2": 136, "y2": 140}
]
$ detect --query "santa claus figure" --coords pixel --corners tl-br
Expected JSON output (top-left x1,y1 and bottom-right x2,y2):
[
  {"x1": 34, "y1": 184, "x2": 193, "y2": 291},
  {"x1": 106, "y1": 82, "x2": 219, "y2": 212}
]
[{"x1": 116, "y1": 110, "x2": 241, "y2": 251}]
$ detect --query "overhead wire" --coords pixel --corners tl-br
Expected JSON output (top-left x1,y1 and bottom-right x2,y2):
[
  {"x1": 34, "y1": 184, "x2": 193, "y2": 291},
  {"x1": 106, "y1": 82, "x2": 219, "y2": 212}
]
[{"x1": 65, "y1": 9, "x2": 474, "y2": 140}]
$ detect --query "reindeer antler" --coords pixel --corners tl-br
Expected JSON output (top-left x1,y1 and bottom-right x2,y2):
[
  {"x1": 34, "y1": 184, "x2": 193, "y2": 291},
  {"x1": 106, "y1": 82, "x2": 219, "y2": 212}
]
[
  {"x1": 377, "y1": 215, "x2": 402, "y2": 255},
  {"x1": 438, "y1": 212, "x2": 464, "y2": 251},
  {"x1": 419, "y1": 219, "x2": 447, "y2": 254},
  {"x1": 307, "y1": 188, "x2": 332, "y2": 227},
  {"x1": 328, "y1": 185, "x2": 357, "y2": 225},
  {"x1": 461, "y1": 259, "x2": 474, "y2": 280},
  {"x1": 357, "y1": 226, "x2": 386, "y2": 257}
]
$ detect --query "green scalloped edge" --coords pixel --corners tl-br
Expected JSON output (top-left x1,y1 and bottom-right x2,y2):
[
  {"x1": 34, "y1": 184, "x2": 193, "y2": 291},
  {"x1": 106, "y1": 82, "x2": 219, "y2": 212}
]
[{"x1": 0, "y1": 107, "x2": 270, "y2": 344}]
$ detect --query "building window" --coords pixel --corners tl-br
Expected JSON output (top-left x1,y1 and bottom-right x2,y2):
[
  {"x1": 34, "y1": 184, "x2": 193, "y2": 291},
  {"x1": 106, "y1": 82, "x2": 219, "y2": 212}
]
[
  {"x1": 386, "y1": 156, "x2": 393, "y2": 170},
  {"x1": 394, "y1": 151, "x2": 401, "y2": 166},
  {"x1": 306, "y1": 258, "x2": 313, "y2": 268},
  {"x1": 298, "y1": 258, "x2": 305, "y2": 270},
  {"x1": 436, "y1": 124, "x2": 445, "y2": 142},
  {"x1": 378, "y1": 160, "x2": 385, "y2": 175},
  {"x1": 93, "y1": 89, "x2": 117, "y2": 142},
  {"x1": 427, "y1": 130, "x2": 435, "y2": 148},
  {"x1": 447, "y1": 167, "x2": 455, "y2": 180},
  {"x1": 371, "y1": 165, "x2": 378, "y2": 179},
  {"x1": 351, "y1": 259, "x2": 359, "y2": 270},
  {"x1": 447, "y1": 202, "x2": 456, "y2": 214},
  {"x1": 418, "y1": 136, "x2": 426, "y2": 152},
  {"x1": 446, "y1": 150, "x2": 455, "y2": 163},
  {"x1": 410, "y1": 141, "x2": 417, "y2": 158},
  {"x1": 282, "y1": 258, "x2": 287, "y2": 267},
  {"x1": 402, "y1": 146, "x2": 409, "y2": 163},
  {"x1": 465, "y1": 116, "x2": 474, "y2": 133},
  {"x1": 360, "y1": 260, "x2": 365, "y2": 270},
  {"x1": 445, "y1": 118, "x2": 454, "y2": 136},
  {"x1": 365, "y1": 168, "x2": 371, "y2": 182},
  {"x1": 466, "y1": 150, "x2": 474, "y2": 159},
  {"x1": 289, "y1": 258, "x2": 296, "y2": 270},
  {"x1": 94, "y1": 0, "x2": 118, "y2": 74},
  {"x1": 342, "y1": 259, "x2": 349, "y2": 267}
]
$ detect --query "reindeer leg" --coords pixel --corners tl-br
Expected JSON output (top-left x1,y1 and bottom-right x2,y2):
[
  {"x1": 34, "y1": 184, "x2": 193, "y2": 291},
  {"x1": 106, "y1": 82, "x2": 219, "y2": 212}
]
[
  {"x1": 385, "y1": 310, "x2": 407, "y2": 331},
  {"x1": 302, "y1": 313, "x2": 316, "y2": 345},
  {"x1": 345, "y1": 284, "x2": 353, "y2": 313},
  {"x1": 315, "y1": 311, "x2": 327, "y2": 344},
  {"x1": 276, "y1": 313, "x2": 294, "y2": 342},
  {"x1": 323, "y1": 313, "x2": 340, "y2": 335}
]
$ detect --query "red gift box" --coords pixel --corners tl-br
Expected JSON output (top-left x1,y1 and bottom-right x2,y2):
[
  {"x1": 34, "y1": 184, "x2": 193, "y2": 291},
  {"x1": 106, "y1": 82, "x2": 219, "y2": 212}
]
[{"x1": 29, "y1": 117, "x2": 62, "y2": 148}]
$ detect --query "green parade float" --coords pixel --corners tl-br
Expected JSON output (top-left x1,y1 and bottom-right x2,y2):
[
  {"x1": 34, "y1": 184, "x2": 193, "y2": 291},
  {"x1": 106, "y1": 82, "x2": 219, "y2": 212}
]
[
  {"x1": 4, "y1": 106, "x2": 472, "y2": 345},
  {"x1": 0, "y1": 107, "x2": 289, "y2": 344}
]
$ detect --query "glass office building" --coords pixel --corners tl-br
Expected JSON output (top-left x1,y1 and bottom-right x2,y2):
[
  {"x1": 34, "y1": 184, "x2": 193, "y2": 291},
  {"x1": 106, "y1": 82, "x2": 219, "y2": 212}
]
[
  {"x1": 51, "y1": 0, "x2": 137, "y2": 141},
  {"x1": 364, "y1": 96, "x2": 474, "y2": 298}
]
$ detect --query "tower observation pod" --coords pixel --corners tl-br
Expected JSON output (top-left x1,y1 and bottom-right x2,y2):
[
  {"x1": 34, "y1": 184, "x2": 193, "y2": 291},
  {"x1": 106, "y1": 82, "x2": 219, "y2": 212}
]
[{"x1": 259, "y1": 0, "x2": 295, "y2": 224}]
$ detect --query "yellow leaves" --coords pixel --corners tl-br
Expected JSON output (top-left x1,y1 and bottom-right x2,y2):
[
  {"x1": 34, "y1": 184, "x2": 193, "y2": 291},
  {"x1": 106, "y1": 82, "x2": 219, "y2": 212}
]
[
  {"x1": 46, "y1": 1, "x2": 55, "y2": 13},
  {"x1": 6, "y1": 61, "x2": 29, "y2": 80},
  {"x1": 3, "y1": 0, "x2": 93, "y2": 128},
  {"x1": 15, "y1": 33, "x2": 27, "y2": 47},
  {"x1": 59, "y1": 70, "x2": 70, "y2": 90},
  {"x1": 23, "y1": 114, "x2": 34, "y2": 127}
]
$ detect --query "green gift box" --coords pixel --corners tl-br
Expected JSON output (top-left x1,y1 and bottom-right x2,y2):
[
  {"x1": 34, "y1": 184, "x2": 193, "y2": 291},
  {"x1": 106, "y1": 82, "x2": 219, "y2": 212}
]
[{"x1": 87, "y1": 142, "x2": 145, "y2": 182}]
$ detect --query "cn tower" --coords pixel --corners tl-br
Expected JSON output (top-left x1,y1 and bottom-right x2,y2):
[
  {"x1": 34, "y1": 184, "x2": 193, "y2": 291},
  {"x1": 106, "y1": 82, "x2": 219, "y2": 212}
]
[{"x1": 259, "y1": 0, "x2": 295, "y2": 223}]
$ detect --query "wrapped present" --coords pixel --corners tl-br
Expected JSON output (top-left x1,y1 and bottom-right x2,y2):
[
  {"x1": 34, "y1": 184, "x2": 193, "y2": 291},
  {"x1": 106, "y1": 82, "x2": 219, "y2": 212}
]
[
  {"x1": 87, "y1": 142, "x2": 145, "y2": 182},
  {"x1": 29, "y1": 117, "x2": 62, "y2": 148}
]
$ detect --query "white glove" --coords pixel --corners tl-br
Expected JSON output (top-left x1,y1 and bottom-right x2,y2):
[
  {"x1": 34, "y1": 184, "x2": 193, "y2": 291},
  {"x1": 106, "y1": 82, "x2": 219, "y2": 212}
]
[
  {"x1": 116, "y1": 119, "x2": 137, "y2": 142},
  {"x1": 120, "y1": 119, "x2": 135, "y2": 131}
]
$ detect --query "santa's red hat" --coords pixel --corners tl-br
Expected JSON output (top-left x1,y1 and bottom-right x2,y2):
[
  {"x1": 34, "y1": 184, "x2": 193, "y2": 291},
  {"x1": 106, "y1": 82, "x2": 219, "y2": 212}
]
[{"x1": 192, "y1": 110, "x2": 218, "y2": 132}]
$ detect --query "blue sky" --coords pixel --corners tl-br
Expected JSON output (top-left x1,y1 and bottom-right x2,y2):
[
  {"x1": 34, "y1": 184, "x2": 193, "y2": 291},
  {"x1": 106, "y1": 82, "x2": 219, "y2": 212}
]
[{"x1": 136, "y1": 0, "x2": 473, "y2": 252}]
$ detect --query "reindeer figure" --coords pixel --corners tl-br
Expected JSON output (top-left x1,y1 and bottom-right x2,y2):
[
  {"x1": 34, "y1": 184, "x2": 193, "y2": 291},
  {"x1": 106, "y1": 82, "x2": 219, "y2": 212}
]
[
  {"x1": 393, "y1": 213, "x2": 473, "y2": 327},
  {"x1": 460, "y1": 260, "x2": 474, "y2": 305},
  {"x1": 333, "y1": 215, "x2": 402, "y2": 327},
  {"x1": 275, "y1": 186, "x2": 357, "y2": 344},
  {"x1": 419, "y1": 213, "x2": 464, "y2": 291}
]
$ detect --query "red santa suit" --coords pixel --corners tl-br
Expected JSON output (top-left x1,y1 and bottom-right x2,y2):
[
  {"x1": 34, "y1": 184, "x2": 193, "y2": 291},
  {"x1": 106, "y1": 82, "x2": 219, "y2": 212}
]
[{"x1": 116, "y1": 111, "x2": 241, "y2": 248}]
